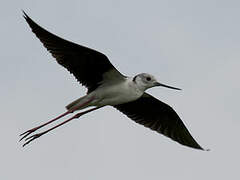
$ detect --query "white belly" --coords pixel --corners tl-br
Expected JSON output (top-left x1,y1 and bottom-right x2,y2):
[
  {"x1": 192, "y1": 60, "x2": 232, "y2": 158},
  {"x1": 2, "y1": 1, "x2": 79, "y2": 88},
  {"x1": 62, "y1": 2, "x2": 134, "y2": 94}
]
[{"x1": 92, "y1": 80, "x2": 143, "y2": 106}]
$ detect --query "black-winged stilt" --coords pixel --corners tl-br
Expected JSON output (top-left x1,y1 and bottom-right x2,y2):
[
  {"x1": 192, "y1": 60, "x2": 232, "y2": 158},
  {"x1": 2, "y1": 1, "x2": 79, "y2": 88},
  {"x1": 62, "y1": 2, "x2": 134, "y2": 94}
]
[{"x1": 20, "y1": 11, "x2": 206, "y2": 150}]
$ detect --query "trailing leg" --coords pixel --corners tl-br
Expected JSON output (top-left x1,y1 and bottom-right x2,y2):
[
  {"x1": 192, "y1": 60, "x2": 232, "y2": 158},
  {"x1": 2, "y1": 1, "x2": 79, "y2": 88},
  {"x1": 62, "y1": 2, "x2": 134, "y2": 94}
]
[
  {"x1": 22, "y1": 107, "x2": 100, "y2": 147},
  {"x1": 20, "y1": 96, "x2": 95, "y2": 141}
]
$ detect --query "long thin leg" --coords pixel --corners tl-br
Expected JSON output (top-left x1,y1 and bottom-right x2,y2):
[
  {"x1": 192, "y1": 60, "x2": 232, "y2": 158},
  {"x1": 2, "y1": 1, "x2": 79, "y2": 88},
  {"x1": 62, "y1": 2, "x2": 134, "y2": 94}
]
[
  {"x1": 19, "y1": 111, "x2": 70, "y2": 141},
  {"x1": 19, "y1": 96, "x2": 95, "y2": 141},
  {"x1": 22, "y1": 107, "x2": 100, "y2": 147}
]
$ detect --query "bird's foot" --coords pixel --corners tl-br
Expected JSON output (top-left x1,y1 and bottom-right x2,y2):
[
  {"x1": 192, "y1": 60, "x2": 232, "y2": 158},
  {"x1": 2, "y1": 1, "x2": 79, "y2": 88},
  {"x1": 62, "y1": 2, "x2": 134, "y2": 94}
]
[
  {"x1": 19, "y1": 127, "x2": 39, "y2": 142},
  {"x1": 22, "y1": 132, "x2": 45, "y2": 147}
]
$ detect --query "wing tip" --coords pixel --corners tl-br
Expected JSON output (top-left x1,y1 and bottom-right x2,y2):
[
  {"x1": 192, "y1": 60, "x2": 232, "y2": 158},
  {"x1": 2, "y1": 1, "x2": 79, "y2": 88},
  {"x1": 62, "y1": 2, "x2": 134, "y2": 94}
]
[
  {"x1": 194, "y1": 147, "x2": 207, "y2": 151},
  {"x1": 189, "y1": 143, "x2": 210, "y2": 151},
  {"x1": 22, "y1": 10, "x2": 33, "y2": 27},
  {"x1": 22, "y1": 10, "x2": 28, "y2": 19},
  {"x1": 184, "y1": 138, "x2": 208, "y2": 151},
  {"x1": 22, "y1": 10, "x2": 35, "y2": 27}
]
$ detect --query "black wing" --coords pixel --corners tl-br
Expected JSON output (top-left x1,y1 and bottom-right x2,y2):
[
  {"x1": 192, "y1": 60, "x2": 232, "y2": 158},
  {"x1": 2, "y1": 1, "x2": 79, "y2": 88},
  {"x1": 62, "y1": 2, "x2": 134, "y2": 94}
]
[
  {"x1": 114, "y1": 93, "x2": 204, "y2": 150},
  {"x1": 23, "y1": 11, "x2": 125, "y2": 93}
]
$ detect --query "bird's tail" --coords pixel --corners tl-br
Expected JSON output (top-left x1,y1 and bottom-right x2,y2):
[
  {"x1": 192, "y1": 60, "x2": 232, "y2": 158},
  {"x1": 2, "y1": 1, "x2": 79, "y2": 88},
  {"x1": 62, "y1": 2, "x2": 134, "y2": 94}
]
[{"x1": 65, "y1": 97, "x2": 86, "y2": 111}]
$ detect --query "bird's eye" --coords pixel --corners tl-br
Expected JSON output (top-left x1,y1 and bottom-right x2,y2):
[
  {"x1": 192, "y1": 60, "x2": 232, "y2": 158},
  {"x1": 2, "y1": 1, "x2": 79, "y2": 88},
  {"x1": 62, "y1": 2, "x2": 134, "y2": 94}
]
[{"x1": 146, "y1": 77, "x2": 151, "y2": 81}]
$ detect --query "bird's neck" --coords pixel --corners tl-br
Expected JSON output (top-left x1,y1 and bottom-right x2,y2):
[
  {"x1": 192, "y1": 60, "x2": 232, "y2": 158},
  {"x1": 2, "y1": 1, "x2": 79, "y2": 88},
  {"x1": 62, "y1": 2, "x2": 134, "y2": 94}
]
[{"x1": 131, "y1": 76, "x2": 147, "y2": 93}]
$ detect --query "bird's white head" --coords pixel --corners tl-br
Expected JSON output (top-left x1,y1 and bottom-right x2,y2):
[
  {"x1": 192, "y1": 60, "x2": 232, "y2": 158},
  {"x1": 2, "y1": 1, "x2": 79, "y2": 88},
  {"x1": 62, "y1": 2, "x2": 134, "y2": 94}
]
[{"x1": 133, "y1": 73, "x2": 181, "y2": 92}]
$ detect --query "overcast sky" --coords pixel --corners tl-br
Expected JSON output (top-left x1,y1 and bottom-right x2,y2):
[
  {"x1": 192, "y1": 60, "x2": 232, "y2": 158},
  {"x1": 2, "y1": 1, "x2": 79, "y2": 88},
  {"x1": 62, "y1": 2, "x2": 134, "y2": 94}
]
[{"x1": 1, "y1": 0, "x2": 240, "y2": 179}]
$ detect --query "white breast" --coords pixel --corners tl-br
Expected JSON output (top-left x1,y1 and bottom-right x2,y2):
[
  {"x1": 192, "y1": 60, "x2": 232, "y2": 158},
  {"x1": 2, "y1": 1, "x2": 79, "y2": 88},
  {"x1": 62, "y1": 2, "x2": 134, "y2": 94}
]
[{"x1": 92, "y1": 78, "x2": 144, "y2": 106}]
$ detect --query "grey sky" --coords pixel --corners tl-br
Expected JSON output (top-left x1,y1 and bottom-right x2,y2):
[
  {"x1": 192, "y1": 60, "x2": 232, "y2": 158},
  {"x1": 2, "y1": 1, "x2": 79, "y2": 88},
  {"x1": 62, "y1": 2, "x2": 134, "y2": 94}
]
[{"x1": 1, "y1": 0, "x2": 240, "y2": 179}]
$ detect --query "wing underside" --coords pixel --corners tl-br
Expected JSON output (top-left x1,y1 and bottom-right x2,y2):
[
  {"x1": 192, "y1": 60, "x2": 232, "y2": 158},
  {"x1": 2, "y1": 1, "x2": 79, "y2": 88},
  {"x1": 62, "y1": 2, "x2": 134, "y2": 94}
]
[
  {"x1": 23, "y1": 11, "x2": 125, "y2": 93},
  {"x1": 114, "y1": 93, "x2": 204, "y2": 150}
]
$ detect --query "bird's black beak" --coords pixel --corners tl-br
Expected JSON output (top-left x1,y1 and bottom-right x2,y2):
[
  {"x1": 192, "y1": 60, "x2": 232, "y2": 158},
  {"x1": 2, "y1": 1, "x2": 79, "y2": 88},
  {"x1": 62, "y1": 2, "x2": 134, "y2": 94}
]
[{"x1": 155, "y1": 82, "x2": 181, "y2": 90}]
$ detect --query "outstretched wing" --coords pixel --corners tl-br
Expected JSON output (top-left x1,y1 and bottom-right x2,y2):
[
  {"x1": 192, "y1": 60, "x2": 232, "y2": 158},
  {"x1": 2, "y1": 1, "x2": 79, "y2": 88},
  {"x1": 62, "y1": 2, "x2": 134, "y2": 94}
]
[
  {"x1": 114, "y1": 93, "x2": 204, "y2": 150},
  {"x1": 23, "y1": 11, "x2": 125, "y2": 93}
]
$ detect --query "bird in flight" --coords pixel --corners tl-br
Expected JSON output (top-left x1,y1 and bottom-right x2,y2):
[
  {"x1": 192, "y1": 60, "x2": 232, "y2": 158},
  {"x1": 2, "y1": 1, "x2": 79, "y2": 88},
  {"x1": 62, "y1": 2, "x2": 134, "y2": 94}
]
[{"x1": 20, "y1": 11, "x2": 206, "y2": 150}]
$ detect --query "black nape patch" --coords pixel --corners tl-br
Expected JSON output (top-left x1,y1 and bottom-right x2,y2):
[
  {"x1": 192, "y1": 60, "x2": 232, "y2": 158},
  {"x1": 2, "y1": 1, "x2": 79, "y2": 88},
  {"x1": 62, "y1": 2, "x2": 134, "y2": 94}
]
[{"x1": 133, "y1": 75, "x2": 137, "y2": 82}]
